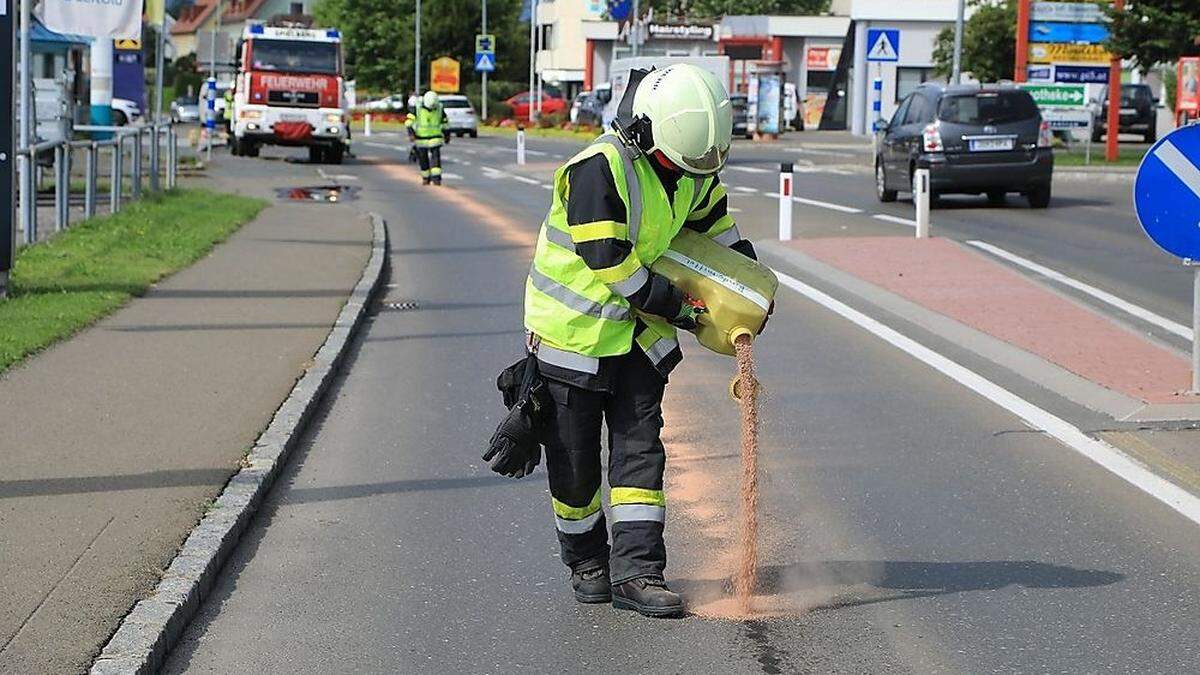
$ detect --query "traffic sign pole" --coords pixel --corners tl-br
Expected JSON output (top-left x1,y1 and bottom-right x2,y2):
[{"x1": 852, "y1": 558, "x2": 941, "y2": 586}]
[
  {"x1": 481, "y1": 0, "x2": 487, "y2": 121},
  {"x1": 1193, "y1": 266, "x2": 1200, "y2": 393},
  {"x1": 1105, "y1": 0, "x2": 1124, "y2": 162},
  {"x1": 2, "y1": 0, "x2": 14, "y2": 297}
]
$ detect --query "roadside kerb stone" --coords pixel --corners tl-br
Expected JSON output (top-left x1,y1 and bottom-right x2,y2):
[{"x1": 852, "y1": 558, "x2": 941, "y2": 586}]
[{"x1": 89, "y1": 213, "x2": 390, "y2": 675}]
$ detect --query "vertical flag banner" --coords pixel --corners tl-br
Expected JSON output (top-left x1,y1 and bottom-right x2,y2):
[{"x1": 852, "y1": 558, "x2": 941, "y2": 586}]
[{"x1": 39, "y1": 0, "x2": 144, "y2": 39}]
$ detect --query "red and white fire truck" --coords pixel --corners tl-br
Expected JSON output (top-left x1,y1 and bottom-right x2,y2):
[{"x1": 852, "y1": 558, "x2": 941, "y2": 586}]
[{"x1": 231, "y1": 24, "x2": 348, "y2": 163}]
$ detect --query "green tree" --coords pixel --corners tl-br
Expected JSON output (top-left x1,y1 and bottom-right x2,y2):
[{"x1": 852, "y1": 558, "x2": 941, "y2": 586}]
[
  {"x1": 314, "y1": 0, "x2": 529, "y2": 96},
  {"x1": 1105, "y1": 0, "x2": 1200, "y2": 69},
  {"x1": 686, "y1": 0, "x2": 829, "y2": 19},
  {"x1": 638, "y1": 0, "x2": 828, "y2": 20},
  {"x1": 932, "y1": 0, "x2": 1016, "y2": 83}
]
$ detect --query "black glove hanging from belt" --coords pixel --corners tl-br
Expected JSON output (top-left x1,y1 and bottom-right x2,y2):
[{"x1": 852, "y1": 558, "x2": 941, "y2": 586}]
[{"x1": 483, "y1": 353, "x2": 549, "y2": 478}]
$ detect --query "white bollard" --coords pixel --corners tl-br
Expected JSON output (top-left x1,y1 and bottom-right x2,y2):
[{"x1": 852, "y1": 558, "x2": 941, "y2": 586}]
[
  {"x1": 914, "y1": 168, "x2": 931, "y2": 239},
  {"x1": 778, "y1": 162, "x2": 794, "y2": 241},
  {"x1": 364, "y1": 113, "x2": 372, "y2": 137},
  {"x1": 517, "y1": 126, "x2": 526, "y2": 165}
]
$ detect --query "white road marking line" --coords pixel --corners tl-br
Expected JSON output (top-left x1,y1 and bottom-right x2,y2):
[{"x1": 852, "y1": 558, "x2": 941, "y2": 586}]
[
  {"x1": 730, "y1": 165, "x2": 772, "y2": 174},
  {"x1": 794, "y1": 196, "x2": 862, "y2": 214},
  {"x1": 362, "y1": 141, "x2": 400, "y2": 150},
  {"x1": 764, "y1": 192, "x2": 864, "y2": 214},
  {"x1": 524, "y1": 149, "x2": 550, "y2": 157},
  {"x1": 729, "y1": 207, "x2": 743, "y2": 213},
  {"x1": 442, "y1": 172, "x2": 463, "y2": 180},
  {"x1": 733, "y1": 186, "x2": 759, "y2": 193},
  {"x1": 772, "y1": 267, "x2": 1200, "y2": 528},
  {"x1": 873, "y1": 213, "x2": 918, "y2": 228},
  {"x1": 513, "y1": 175, "x2": 542, "y2": 185},
  {"x1": 967, "y1": 240, "x2": 1192, "y2": 340},
  {"x1": 1152, "y1": 140, "x2": 1200, "y2": 199},
  {"x1": 792, "y1": 147, "x2": 855, "y2": 158},
  {"x1": 316, "y1": 168, "x2": 358, "y2": 181},
  {"x1": 542, "y1": 184, "x2": 554, "y2": 190}
]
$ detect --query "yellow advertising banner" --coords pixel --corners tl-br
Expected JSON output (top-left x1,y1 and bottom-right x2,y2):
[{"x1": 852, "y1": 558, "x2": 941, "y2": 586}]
[
  {"x1": 1028, "y1": 42, "x2": 1112, "y2": 65},
  {"x1": 430, "y1": 57, "x2": 461, "y2": 93}
]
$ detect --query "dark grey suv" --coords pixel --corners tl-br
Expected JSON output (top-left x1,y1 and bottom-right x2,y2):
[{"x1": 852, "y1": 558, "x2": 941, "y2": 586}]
[{"x1": 875, "y1": 83, "x2": 1054, "y2": 208}]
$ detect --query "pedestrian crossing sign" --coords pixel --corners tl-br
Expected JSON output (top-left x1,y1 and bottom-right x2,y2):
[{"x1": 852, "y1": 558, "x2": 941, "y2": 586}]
[
  {"x1": 866, "y1": 28, "x2": 900, "y2": 62},
  {"x1": 474, "y1": 52, "x2": 496, "y2": 73}
]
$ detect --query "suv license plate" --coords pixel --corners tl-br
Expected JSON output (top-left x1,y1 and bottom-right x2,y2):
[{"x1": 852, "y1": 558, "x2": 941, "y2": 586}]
[
  {"x1": 280, "y1": 114, "x2": 305, "y2": 122},
  {"x1": 969, "y1": 137, "x2": 1014, "y2": 152}
]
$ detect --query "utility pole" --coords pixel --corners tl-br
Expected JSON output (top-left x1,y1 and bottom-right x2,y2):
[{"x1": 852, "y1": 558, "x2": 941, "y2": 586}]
[
  {"x1": 415, "y1": 0, "x2": 422, "y2": 96},
  {"x1": 481, "y1": 0, "x2": 487, "y2": 120},
  {"x1": 152, "y1": 17, "x2": 166, "y2": 191},
  {"x1": 1014, "y1": 0, "x2": 1030, "y2": 83},
  {"x1": 528, "y1": 0, "x2": 535, "y2": 121},
  {"x1": 951, "y1": 0, "x2": 964, "y2": 84},
  {"x1": 208, "y1": 0, "x2": 222, "y2": 160}
]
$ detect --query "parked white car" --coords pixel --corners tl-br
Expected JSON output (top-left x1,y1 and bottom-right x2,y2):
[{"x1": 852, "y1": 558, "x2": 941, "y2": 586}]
[
  {"x1": 111, "y1": 97, "x2": 142, "y2": 126},
  {"x1": 440, "y1": 94, "x2": 478, "y2": 137}
]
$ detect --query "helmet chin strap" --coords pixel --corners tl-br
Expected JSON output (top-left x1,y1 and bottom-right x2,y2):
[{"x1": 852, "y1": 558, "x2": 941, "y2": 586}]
[{"x1": 610, "y1": 68, "x2": 655, "y2": 156}]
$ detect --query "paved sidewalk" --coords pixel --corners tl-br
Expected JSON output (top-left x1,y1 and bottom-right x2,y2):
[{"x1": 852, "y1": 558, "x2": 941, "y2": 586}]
[{"x1": 0, "y1": 150, "x2": 373, "y2": 673}]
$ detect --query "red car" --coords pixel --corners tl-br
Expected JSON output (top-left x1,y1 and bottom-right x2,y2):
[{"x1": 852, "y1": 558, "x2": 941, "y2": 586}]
[{"x1": 505, "y1": 91, "x2": 568, "y2": 120}]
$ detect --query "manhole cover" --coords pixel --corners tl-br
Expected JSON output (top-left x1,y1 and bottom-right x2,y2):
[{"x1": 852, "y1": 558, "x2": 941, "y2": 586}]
[{"x1": 275, "y1": 185, "x2": 359, "y2": 203}]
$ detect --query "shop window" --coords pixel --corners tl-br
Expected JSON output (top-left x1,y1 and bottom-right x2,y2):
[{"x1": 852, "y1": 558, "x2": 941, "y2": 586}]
[{"x1": 896, "y1": 67, "x2": 937, "y2": 102}]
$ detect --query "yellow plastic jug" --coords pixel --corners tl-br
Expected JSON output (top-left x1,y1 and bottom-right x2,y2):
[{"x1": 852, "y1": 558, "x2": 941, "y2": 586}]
[{"x1": 650, "y1": 229, "x2": 778, "y2": 356}]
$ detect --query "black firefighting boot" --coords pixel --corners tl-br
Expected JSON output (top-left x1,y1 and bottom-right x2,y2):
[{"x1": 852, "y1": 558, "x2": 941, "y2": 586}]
[
  {"x1": 571, "y1": 563, "x2": 612, "y2": 604},
  {"x1": 611, "y1": 576, "x2": 683, "y2": 617}
]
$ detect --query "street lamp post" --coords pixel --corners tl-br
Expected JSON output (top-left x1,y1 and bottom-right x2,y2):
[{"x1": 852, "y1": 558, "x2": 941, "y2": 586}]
[
  {"x1": 415, "y1": 0, "x2": 422, "y2": 96},
  {"x1": 951, "y1": 0, "x2": 964, "y2": 84}
]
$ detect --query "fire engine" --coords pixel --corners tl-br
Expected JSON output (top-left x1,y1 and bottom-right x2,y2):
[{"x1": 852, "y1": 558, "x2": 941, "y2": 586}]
[{"x1": 231, "y1": 23, "x2": 348, "y2": 163}]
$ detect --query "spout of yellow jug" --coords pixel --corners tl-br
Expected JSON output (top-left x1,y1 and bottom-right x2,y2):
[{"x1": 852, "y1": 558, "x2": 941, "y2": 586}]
[{"x1": 728, "y1": 326, "x2": 755, "y2": 350}]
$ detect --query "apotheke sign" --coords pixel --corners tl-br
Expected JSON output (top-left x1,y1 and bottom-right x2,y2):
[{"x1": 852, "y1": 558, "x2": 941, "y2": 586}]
[{"x1": 646, "y1": 23, "x2": 715, "y2": 40}]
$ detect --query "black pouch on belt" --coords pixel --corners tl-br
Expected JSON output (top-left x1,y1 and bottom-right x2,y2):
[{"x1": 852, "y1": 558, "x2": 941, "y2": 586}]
[{"x1": 484, "y1": 355, "x2": 549, "y2": 478}]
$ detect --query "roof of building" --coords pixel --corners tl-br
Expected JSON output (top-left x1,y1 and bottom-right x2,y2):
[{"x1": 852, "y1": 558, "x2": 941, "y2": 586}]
[
  {"x1": 172, "y1": 0, "x2": 218, "y2": 34},
  {"x1": 223, "y1": 0, "x2": 271, "y2": 22},
  {"x1": 32, "y1": 17, "x2": 91, "y2": 49}
]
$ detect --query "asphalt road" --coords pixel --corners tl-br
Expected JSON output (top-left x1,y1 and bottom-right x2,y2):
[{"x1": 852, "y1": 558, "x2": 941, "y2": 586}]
[{"x1": 164, "y1": 135, "x2": 1200, "y2": 673}]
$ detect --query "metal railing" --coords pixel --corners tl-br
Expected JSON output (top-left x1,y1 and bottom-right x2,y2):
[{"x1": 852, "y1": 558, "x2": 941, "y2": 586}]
[{"x1": 15, "y1": 121, "x2": 179, "y2": 245}]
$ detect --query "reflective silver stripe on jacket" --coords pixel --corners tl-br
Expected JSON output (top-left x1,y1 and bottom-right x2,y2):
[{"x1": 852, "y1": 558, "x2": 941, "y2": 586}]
[
  {"x1": 528, "y1": 266, "x2": 632, "y2": 323},
  {"x1": 711, "y1": 225, "x2": 741, "y2": 247},
  {"x1": 607, "y1": 266, "x2": 649, "y2": 298},
  {"x1": 596, "y1": 134, "x2": 643, "y2": 244},
  {"x1": 611, "y1": 503, "x2": 665, "y2": 523},
  {"x1": 543, "y1": 222, "x2": 574, "y2": 250},
  {"x1": 537, "y1": 344, "x2": 601, "y2": 375},
  {"x1": 642, "y1": 334, "x2": 680, "y2": 368},
  {"x1": 555, "y1": 509, "x2": 603, "y2": 534}
]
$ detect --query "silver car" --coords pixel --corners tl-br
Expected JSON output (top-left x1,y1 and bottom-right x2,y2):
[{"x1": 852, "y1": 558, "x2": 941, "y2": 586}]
[
  {"x1": 440, "y1": 94, "x2": 478, "y2": 138},
  {"x1": 170, "y1": 97, "x2": 200, "y2": 124}
]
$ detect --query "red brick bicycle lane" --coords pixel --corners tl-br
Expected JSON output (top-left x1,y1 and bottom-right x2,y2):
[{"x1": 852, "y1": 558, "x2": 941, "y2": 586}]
[{"x1": 784, "y1": 236, "x2": 1192, "y2": 405}]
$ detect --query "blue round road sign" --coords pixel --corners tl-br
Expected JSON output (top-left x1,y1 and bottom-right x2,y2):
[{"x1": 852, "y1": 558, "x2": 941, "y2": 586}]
[{"x1": 1134, "y1": 124, "x2": 1200, "y2": 260}]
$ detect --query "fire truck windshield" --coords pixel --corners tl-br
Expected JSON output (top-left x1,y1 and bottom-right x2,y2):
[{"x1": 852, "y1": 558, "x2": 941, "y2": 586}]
[{"x1": 250, "y1": 40, "x2": 339, "y2": 75}]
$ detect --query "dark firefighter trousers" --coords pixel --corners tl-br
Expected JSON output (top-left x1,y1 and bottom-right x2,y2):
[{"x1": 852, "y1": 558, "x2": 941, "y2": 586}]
[
  {"x1": 416, "y1": 145, "x2": 442, "y2": 182},
  {"x1": 542, "y1": 351, "x2": 669, "y2": 584}
]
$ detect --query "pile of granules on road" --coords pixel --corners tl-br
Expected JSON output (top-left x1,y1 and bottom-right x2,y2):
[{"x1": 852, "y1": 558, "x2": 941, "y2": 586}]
[{"x1": 732, "y1": 333, "x2": 761, "y2": 614}]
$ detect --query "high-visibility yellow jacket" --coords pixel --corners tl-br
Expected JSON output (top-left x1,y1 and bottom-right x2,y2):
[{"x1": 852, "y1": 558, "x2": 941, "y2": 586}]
[
  {"x1": 524, "y1": 134, "x2": 740, "y2": 377},
  {"x1": 406, "y1": 104, "x2": 446, "y2": 147}
]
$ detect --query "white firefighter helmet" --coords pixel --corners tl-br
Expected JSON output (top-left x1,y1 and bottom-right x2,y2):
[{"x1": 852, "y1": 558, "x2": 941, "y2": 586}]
[{"x1": 631, "y1": 64, "x2": 732, "y2": 175}]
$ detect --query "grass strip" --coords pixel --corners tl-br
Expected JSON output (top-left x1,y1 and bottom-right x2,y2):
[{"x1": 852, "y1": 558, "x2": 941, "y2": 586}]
[
  {"x1": 1053, "y1": 145, "x2": 1146, "y2": 167},
  {"x1": 0, "y1": 187, "x2": 266, "y2": 373}
]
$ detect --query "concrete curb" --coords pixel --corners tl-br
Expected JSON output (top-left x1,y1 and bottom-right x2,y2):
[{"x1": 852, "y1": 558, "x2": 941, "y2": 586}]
[{"x1": 89, "y1": 213, "x2": 389, "y2": 675}]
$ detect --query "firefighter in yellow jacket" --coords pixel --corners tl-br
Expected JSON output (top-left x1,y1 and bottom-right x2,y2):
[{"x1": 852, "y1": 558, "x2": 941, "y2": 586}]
[
  {"x1": 521, "y1": 64, "x2": 760, "y2": 617},
  {"x1": 405, "y1": 91, "x2": 449, "y2": 185}
]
